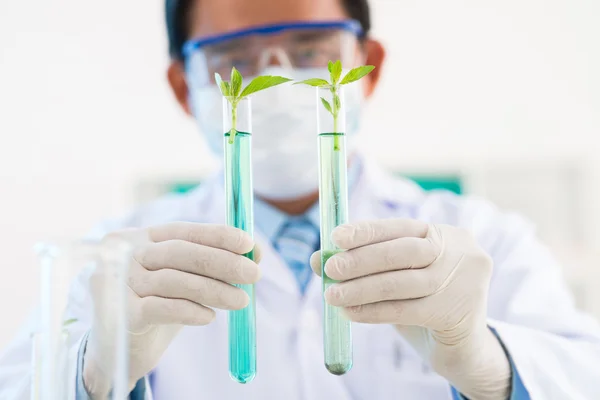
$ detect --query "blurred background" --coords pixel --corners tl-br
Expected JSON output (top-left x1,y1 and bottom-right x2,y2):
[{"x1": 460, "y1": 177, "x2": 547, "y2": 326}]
[{"x1": 0, "y1": 0, "x2": 598, "y2": 349}]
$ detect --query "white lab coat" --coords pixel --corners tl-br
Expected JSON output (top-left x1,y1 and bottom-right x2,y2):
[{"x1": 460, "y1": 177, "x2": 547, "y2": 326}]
[{"x1": 2, "y1": 157, "x2": 600, "y2": 400}]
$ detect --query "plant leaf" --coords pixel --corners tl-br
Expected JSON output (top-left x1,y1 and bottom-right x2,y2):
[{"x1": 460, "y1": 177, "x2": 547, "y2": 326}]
[
  {"x1": 63, "y1": 318, "x2": 78, "y2": 327},
  {"x1": 320, "y1": 97, "x2": 333, "y2": 115},
  {"x1": 293, "y1": 78, "x2": 330, "y2": 87},
  {"x1": 214, "y1": 73, "x2": 230, "y2": 97},
  {"x1": 328, "y1": 60, "x2": 334, "y2": 74},
  {"x1": 340, "y1": 65, "x2": 375, "y2": 85},
  {"x1": 240, "y1": 75, "x2": 292, "y2": 97},
  {"x1": 330, "y1": 60, "x2": 342, "y2": 84},
  {"x1": 230, "y1": 67, "x2": 243, "y2": 97}
]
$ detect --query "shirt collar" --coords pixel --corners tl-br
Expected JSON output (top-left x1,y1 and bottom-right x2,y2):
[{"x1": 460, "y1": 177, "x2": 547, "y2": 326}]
[
  {"x1": 253, "y1": 195, "x2": 289, "y2": 242},
  {"x1": 254, "y1": 156, "x2": 364, "y2": 243}
]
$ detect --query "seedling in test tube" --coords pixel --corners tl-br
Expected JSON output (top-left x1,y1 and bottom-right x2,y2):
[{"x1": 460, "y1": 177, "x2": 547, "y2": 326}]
[{"x1": 295, "y1": 60, "x2": 375, "y2": 375}]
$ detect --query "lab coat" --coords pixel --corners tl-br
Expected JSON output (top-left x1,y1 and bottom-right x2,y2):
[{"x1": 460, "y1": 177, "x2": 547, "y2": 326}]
[{"x1": 1, "y1": 157, "x2": 600, "y2": 400}]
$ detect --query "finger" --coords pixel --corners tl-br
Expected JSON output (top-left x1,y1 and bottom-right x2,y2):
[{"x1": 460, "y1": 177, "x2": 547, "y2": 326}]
[
  {"x1": 332, "y1": 218, "x2": 429, "y2": 249},
  {"x1": 139, "y1": 296, "x2": 216, "y2": 326},
  {"x1": 129, "y1": 266, "x2": 250, "y2": 310},
  {"x1": 342, "y1": 298, "x2": 434, "y2": 326},
  {"x1": 250, "y1": 243, "x2": 262, "y2": 264},
  {"x1": 148, "y1": 222, "x2": 254, "y2": 254},
  {"x1": 325, "y1": 269, "x2": 440, "y2": 307},
  {"x1": 135, "y1": 240, "x2": 261, "y2": 284},
  {"x1": 324, "y1": 237, "x2": 439, "y2": 280},
  {"x1": 309, "y1": 251, "x2": 322, "y2": 277}
]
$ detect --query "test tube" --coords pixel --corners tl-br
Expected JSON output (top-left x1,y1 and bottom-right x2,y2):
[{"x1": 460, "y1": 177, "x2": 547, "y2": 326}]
[
  {"x1": 34, "y1": 240, "x2": 131, "y2": 399},
  {"x1": 317, "y1": 84, "x2": 353, "y2": 375},
  {"x1": 90, "y1": 238, "x2": 132, "y2": 399},
  {"x1": 30, "y1": 332, "x2": 42, "y2": 400},
  {"x1": 223, "y1": 96, "x2": 257, "y2": 384},
  {"x1": 35, "y1": 242, "x2": 74, "y2": 400}
]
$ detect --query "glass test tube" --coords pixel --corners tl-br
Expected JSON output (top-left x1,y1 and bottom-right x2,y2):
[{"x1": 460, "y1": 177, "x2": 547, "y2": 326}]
[
  {"x1": 223, "y1": 97, "x2": 257, "y2": 384},
  {"x1": 35, "y1": 242, "x2": 74, "y2": 400},
  {"x1": 34, "y1": 240, "x2": 131, "y2": 399},
  {"x1": 91, "y1": 238, "x2": 132, "y2": 399},
  {"x1": 30, "y1": 331, "x2": 42, "y2": 400},
  {"x1": 317, "y1": 84, "x2": 353, "y2": 375}
]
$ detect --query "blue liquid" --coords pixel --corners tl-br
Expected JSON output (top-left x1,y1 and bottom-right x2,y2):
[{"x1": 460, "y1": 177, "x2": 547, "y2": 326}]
[
  {"x1": 318, "y1": 132, "x2": 353, "y2": 375},
  {"x1": 224, "y1": 131, "x2": 256, "y2": 384}
]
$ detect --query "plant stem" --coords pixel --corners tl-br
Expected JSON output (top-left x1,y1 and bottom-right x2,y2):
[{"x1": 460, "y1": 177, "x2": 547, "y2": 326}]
[
  {"x1": 333, "y1": 114, "x2": 340, "y2": 151},
  {"x1": 332, "y1": 86, "x2": 340, "y2": 151},
  {"x1": 229, "y1": 101, "x2": 238, "y2": 144}
]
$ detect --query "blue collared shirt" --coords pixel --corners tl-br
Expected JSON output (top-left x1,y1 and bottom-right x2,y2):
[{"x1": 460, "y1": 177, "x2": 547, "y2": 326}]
[
  {"x1": 253, "y1": 155, "x2": 363, "y2": 247},
  {"x1": 253, "y1": 194, "x2": 321, "y2": 245}
]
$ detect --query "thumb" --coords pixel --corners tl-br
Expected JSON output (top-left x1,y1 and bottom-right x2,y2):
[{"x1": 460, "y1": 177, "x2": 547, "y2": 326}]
[
  {"x1": 309, "y1": 251, "x2": 322, "y2": 277},
  {"x1": 251, "y1": 243, "x2": 263, "y2": 264}
]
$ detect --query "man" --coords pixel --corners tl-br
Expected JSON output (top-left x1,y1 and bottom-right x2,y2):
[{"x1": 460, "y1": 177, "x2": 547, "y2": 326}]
[{"x1": 1, "y1": 0, "x2": 600, "y2": 399}]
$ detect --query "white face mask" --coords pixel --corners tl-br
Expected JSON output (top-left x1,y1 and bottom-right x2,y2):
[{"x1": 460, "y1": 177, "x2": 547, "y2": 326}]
[{"x1": 189, "y1": 67, "x2": 364, "y2": 200}]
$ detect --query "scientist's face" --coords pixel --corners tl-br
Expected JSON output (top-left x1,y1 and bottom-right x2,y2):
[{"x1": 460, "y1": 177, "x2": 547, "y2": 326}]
[
  {"x1": 167, "y1": 0, "x2": 386, "y2": 115},
  {"x1": 168, "y1": 0, "x2": 387, "y2": 201}
]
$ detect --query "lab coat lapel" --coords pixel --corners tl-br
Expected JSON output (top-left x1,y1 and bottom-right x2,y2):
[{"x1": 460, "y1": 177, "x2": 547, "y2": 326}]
[
  {"x1": 254, "y1": 230, "x2": 300, "y2": 296},
  {"x1": 348, "y1": 155, "x2": 422, "y2": 223}
]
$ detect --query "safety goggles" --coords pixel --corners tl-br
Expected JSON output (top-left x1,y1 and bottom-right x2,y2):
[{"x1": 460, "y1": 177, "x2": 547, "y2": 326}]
[{"x1": 183, "y1": 20, "x2": 363, "y2": 88}]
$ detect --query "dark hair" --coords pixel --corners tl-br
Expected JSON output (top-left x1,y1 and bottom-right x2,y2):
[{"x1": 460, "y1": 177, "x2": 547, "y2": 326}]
[{"x1": 165, "y1": 0, "x2": 372, "y2": 60}]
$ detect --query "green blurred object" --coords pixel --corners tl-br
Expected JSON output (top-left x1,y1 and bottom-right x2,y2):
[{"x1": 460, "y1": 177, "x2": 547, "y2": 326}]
[
  {"x1": 170, "y1": 182, "x2": 200, "y2": 194},
  {"x1": 403, "y1": 175, "x2": 463, "y2": 195},
  {"x1": 167, "y1": 175, "x2": 462, "y2": 196}
]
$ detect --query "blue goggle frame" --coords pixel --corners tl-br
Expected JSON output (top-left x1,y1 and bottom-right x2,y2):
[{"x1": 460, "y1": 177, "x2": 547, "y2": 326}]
[{"x1": 182, "y1": 20, "x2": 363, "y2": 59}]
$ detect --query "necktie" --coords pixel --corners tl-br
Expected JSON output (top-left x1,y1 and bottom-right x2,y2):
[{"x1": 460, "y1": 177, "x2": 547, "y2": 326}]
[{"x1": 273, "y1": 217, "x2": 320, "y2": 294}]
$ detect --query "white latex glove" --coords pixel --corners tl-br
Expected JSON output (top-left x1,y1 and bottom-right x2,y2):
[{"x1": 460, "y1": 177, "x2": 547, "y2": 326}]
[
  {"x1": 310, "y1": 219, "x2": 511, "y2": 400},
  {"x1": 84, "y1": 222, "x2": 261, "y2": 397}
]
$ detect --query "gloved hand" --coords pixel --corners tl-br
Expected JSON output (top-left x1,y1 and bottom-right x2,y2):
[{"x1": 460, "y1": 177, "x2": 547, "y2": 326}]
[
  {"x1": 83, "y1": 222, "x2": 260, "y2": 397},
  {"x1": 310, "y1": 219, "x2": 511, "y2": 400}
]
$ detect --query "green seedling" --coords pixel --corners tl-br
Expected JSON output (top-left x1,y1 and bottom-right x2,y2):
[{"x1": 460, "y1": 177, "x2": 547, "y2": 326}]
[
  {"x1": 62, "y1": 318, "x2": 78, "y2": 328},
  {"x1": 60, "y1": 317, "x2": 78, "y2": 343},
  {"x1": 295, "y1": 60, "x2": 375, "y2": 150},
  {"x1": 215, "y1": 68, "x2": 292, "y2": 144}
]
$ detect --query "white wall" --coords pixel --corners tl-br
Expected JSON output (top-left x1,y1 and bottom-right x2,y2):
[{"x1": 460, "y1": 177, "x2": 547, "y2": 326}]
[
  {"x1": 364, "y1": 0, "x2": 600, "y2": 315},
  {"x1": 0, "y1": 0, "x2": 215, "y2": 347},
  {"x1": 1, "y1": 0, "x2": 599, "y2": 348}
]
